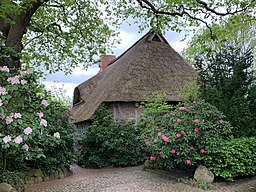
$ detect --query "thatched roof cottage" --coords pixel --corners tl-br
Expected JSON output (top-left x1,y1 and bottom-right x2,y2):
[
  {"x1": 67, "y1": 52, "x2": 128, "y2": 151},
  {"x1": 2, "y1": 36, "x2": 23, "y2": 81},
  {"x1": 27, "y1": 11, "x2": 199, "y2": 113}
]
[{"x1": 71, "y1": 31, "x2": 196, "y2": 132}]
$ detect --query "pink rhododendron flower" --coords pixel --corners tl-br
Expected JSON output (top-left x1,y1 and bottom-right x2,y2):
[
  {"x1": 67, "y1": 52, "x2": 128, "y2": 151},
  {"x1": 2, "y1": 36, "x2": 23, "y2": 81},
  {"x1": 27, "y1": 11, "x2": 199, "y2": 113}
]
[
  {"x1": 219, "y1": 119, "x2": 224, "y2": 123},
  {"x1": 189, "y1": 146, "x2": 194, "y2": 150},
  {"x1": 176, "y1": 133, "x2": 181, "y2": 138},
  {"x1": 0, "y1": 99, "x2": 2, "y2": 106},
  {"x1": 180, "y1": 130, "x2": 185, "y2": 135},
  {"x1": 0, "y1": 87, "x2": 7, "y2": 95},
  {"x1": 53, "y1": 132, "x2": 60, "y2": 138},
  {"x1": 162, "y1": 135, "x2": 169, "y2": 142},
  {"x1": 5, "y1": 116, "x2": 13, "y2": 124},
  {"x1": 41, "y1": 99, "x2": 49, "y2": 106},
  {"x1": 36, "y1": 112, "x2": 44, "y2": 118},
  {"x1": 0, "y1": 66, "x2": 10, "y2": 72},
  {"x1": 20, "y1": 80, "x2": 27, "y2": 85},
  {"x1": 157, "y1": 128, "x2": 161, "y2": 130},
  {"x1": 186, "y1": 160, "x2": 191, "y2": 165},
  {"x1": 57, "y1": 118, "x2": 62, "y2": 123},
  {"x1": 194, "y1": 119, "x2": 200, "y2": 123},
  {"x1": 24, "y1": 127, "x2": 32, "y2": 135},
  {"x1": 7, "y1": 75, "x2": 20, "y2": 84},
  {"x1": 200, "y1": 149, "x2": 205, "y2": 153},
  {"x1": 157, "y1": 132, "x2": 162, "y2": 137},
  {"x1": 179, "y1": 107, "x2": 187, "y2": 111},
  {"x1": 194, "y1": 127, "x2": 199, "y2": 132},
  {"x1": 3, "y1": 136, "x2": 11, "y2": 144},
  {"x1": 20, "y1": 69, "x2": 33, "y2": 76},
  {"x1": 171, "y1": 149, "x2": 176, "y2": 154},
  {"x1": 40, "y1": 119, "x2": 47, "y2": 127},
  {"x1": 153, "y1": 139, "x2": 158, "y2": 144},
  {"x1": 176, "y1": 118, "x2": 182, "y2": 123},
  {"x1": 150, "y1": 156, "x2": 156, "y2": 161},
  {"x1": 22, "y1": 144, "x2": 29, "y2": 151},
  {"x1": 14, "y1": 113, "x2": 22, "y2": 119},
  {"x1": 143, "y1": 138, "x2": 148, "y2": 143},
  {"x1": 13, "y1": 135, "x2": 23, "y2": 144},
  {"x1": 160, "y1": 154, "x2": 165, "y2": 158}
]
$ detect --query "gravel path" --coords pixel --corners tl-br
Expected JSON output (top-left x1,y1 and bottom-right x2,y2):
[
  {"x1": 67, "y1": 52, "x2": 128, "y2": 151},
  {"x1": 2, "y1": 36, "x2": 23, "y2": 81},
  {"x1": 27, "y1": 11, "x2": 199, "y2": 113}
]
[{"x1": 26, "y1": 165, "x2": 256, "y2": 192}]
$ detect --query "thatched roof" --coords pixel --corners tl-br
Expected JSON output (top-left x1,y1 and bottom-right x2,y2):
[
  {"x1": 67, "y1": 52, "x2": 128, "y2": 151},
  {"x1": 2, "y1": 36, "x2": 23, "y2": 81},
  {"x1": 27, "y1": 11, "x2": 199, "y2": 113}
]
[{"x1": 71, "y1": 31, "x2": 196, "y2": 123}]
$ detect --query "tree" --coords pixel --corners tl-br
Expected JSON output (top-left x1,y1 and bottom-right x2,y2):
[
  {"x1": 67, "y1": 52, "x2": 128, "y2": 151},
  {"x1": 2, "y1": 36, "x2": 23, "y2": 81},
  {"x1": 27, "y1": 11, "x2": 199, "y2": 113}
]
[
  {"x1": 194, "y1": 43, "x2": 256, "y2": 137},
  {"x1": 0, "y1": 0, "x2": 118, "y2": 73},
  {"x1": 112, "y1": 0, "x2": 255, "y2": 36},
  {"x1": 182, "y1": 13, "x2": 256, "y2": 67},
  {"x1": 0, "y1": 0, "x2": 255, "y2": 73}
]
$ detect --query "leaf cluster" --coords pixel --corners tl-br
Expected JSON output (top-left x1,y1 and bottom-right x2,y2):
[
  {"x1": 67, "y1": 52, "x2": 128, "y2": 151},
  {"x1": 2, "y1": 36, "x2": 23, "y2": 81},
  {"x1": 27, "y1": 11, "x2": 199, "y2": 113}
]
[
  {"x1": 202, "y1": 137, "x2": 256, "y2": 181},
  {"x1": 78, "y1": 106, "x2": 147, "y2": 168}
]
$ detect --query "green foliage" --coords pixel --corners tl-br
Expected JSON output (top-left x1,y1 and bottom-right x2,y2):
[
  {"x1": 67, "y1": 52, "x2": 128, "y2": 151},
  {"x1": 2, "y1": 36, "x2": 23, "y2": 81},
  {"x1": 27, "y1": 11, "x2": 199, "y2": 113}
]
[
  {"x1": 0, "y1": 171, "x2": 25, "y2": 192},
  {"x1": 0, "y1": 67, "x2": 75, "y2": 174},
  {"x1": 140, "y1": 92, "x2": 172, "y2": 118},
  {"x1": 1, "y1": 1, "x2": 256, "y2": 72},
  {"x1": 194, "y1": 44, "x2": 256, "y2": 137},
  {"x1": 195, "y1": 179, "x2": 212, "y2": 190},
  {"x1": 78, "y1": 106, "x2": 147, "y2": 168},
  {"x1": 1, "y1": 0, "x2": 119, "y2": 73},
  {"x1": 176, "y1": 80, "x2": 199, "y2": 102},
  {"x1": 202, "y1": 137, "x2": 256, "y2": 181},
  {"x1": 182, "y1": 14, "x2": 256, "y2": 66},
  {"x1": 110, "y1": 1, "x2": 255, "y2": 37},
  {"x1": 140, "y1": 98, "x2": 233, "y2": 170}
]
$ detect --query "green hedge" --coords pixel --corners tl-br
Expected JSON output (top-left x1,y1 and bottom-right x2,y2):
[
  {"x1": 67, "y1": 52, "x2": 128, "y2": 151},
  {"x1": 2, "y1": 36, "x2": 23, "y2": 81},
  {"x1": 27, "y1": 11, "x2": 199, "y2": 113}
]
[
  {"x1": 78, "y1": 107, "x2": 147, "y2": 168},
  {"x1": 203, "y1": 137, "x2": 256, "y2": 181}
]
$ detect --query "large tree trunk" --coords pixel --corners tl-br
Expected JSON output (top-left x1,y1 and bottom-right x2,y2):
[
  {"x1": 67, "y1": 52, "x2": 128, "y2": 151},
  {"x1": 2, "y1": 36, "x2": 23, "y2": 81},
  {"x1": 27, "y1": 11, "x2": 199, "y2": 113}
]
[{"x1": 0, "y1": 0, "x2": 46, "y2": 69}]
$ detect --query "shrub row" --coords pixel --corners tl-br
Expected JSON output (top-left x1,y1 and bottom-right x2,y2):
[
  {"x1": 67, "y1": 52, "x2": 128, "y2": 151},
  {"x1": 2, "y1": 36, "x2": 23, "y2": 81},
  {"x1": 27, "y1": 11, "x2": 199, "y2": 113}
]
[{"x1": 203, "y1": 137, "x2": 256, "y2": 181}]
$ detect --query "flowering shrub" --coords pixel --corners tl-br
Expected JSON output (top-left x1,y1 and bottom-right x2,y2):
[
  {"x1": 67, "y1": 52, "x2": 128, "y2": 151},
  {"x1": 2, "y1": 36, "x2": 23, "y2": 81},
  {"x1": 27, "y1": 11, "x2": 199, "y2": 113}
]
[
  {"x1": 141, "y1": 100, "x2": 233, "y2": 170},
  {"x1": 0, "y1": 67, "x2": 75, "y2": 173},
  {"x1": 78, "y1": 106, "x2": 147, "y2": 168},
  {"x1": 202, "y1": 137, "x2": 256, "y2": 181}
]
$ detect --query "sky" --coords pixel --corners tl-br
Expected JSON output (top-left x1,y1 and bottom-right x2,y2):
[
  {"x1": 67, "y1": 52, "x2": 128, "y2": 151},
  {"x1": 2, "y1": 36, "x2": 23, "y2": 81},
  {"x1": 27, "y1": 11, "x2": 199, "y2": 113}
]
[{"x1": 42, "y1": 23, "x2": 191, "y2": 101}]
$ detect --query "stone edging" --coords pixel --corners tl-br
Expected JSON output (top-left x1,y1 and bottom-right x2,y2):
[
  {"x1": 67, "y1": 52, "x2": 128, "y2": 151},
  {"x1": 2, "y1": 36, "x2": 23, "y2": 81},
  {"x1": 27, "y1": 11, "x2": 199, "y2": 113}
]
[{"x1": 23, "y1": 167, "x2": 72, "y2": 184}]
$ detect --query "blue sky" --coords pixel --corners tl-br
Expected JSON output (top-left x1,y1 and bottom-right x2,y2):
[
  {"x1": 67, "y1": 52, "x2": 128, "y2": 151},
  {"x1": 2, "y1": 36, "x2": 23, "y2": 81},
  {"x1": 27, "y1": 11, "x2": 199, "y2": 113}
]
[{"x1": 42, "y1": 23, "x2": 191, "y2": 100}]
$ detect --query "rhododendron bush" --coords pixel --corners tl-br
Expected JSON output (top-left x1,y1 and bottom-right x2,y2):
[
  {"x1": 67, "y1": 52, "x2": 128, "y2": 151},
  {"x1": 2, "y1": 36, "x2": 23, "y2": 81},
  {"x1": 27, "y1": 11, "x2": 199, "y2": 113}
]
[
  {"x1": 141, "y1": 100, "x2": 233, "y2": 170},
  {"x1": 0, "y1": 67, "x2": 75, "y2": 173}
]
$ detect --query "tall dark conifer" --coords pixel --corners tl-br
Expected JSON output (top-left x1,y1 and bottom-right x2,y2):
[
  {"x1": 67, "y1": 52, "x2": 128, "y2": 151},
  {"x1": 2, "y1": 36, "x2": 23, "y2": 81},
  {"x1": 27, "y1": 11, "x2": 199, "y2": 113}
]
[{"x1": 195, "y1": 44, "x2": 256, "y2": 137}]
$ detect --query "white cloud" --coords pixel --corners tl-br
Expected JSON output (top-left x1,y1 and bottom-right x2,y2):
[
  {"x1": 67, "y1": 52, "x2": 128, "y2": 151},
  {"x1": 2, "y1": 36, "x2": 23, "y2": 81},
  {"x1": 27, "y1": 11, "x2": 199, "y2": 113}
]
[
  {"x1": 114, "y1": 30, "x2": 138, "y2": 50},
  {"x1": 72, "y1": 64, "x2": 99, "y2": 76},
  {"x1": 43, "y1": 81, "x2": 78, "y2": 100},
  {"x1": 169, "y1": 40, "x2": 188, "y2": 53}
]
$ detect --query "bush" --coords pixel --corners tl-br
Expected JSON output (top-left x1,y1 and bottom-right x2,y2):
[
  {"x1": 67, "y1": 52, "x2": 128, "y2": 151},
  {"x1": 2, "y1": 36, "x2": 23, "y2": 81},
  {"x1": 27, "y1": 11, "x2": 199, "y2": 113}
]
[
  {"x1": 0, "y1": 67, "x2": 75, "y2": 174},
  {"x1": 0, "y1": 171, "x2": 25, "y2": 192},
  {"x1": 141, "y1": 99, "x2": 233, "y2": 170},
  {"x1": 78, "y1": 106, "x2": 147, "y2": 168},
  {"x1": 202, "y1": 137, "x2": 256, "y2": 181}
]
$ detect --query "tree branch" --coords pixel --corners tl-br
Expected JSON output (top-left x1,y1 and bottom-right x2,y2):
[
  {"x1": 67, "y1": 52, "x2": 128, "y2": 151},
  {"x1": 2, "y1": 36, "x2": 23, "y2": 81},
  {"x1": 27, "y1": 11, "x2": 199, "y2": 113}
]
[
  {"x1": 23, "y1": 32, "x2": 44, "y2": 47},
  {"x1": 195, "y1": 0, "x2": 247, "y2": 16},
  {"x1": 136, "y1": 0, "x2": 250, "y2": 39}
]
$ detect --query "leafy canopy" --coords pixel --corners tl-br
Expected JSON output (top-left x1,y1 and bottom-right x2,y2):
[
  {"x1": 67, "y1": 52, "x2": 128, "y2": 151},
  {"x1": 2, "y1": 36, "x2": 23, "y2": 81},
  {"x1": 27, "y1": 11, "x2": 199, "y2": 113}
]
[
  {"x1": 0, "y1": 0, "x2": 119, "y2": 73},
  {"x1": 0, "y1": 0, "x2": 255, "y2": 73}
]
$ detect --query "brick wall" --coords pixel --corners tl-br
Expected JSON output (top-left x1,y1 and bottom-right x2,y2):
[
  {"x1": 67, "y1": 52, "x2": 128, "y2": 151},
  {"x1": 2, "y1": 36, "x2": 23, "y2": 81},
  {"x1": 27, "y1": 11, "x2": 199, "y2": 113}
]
[{"x1": 109, "y1": 102, "x2": 141, "y2": 120}]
